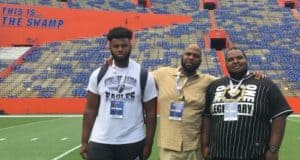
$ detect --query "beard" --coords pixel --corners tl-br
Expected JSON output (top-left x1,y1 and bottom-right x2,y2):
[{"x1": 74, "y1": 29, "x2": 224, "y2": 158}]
[
  {"x1": 229, "y1": 65, "x2": 248, "y2": 80},
  {"x1": 181, "y1": 58, "x2": 201, "y2": 74},
  {"x1": 110, "y1": 49, "x2": 131, "y2": 63}
]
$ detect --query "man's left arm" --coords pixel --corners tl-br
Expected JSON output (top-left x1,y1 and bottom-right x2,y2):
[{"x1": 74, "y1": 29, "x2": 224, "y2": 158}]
[
  {"x1": 142, "y1": 72, "x2": 158, "y2": 160},
  {"x1": 265, "y1": 82, "x2": 293, "y2": 160},
  {"x1": 266, "y1": 115, "x2": 288, "y2": 160},
  {"x1": 143, "y1": 98, "x2": 157, "y2": 160}
]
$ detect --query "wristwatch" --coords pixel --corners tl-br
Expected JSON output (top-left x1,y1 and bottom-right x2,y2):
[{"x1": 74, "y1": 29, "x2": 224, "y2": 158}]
[{"x1": 268, "y1": 145, "x2": 279, "y2": 153}]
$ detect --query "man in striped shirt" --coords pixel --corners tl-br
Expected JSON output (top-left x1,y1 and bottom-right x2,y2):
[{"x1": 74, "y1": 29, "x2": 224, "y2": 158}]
[{"x1": 201, "y1": 47, "x2": 293, "y2": 160}]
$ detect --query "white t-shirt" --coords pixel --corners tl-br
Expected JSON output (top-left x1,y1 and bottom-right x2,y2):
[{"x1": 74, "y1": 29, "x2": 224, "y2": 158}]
[{"x1": 87, "y1": 59, "x2": 157, "y2": 144}]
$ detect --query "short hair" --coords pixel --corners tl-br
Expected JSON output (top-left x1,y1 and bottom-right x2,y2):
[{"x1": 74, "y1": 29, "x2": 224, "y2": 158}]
[
  {"x1": 224, "y1": 47, "x2": 247, "y2": 60},
  {"x1": 107, "y1": 27, "x2": 133, "y2": 41},
  {"x1": 184, "y1": 44, "x2": 202, "y2": 57}
]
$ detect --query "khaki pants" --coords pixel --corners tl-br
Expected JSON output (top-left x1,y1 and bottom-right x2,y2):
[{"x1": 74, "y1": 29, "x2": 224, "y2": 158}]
[{"x1": 159, "y1": 148, "x2": 203, "y2": 160}]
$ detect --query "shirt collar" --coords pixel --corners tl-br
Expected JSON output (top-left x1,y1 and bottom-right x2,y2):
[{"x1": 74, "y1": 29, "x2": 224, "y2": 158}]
[{"x1": 229, "y1": 71, "x2": 253, "y2": 82}]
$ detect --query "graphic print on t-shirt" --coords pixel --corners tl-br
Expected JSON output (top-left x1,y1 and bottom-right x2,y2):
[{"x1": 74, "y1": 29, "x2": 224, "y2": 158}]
[
  {"x1": 211, "y1": 84, "x2": 258, "y2": 116},
  {"x1": 104, "y1": 75, "x2": 137, "y2": 102}
]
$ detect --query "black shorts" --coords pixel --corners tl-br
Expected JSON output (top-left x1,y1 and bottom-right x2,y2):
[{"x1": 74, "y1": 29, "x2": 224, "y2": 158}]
[
  {"x1": 87, "y1": 139, "x2": 145, "y2": 160},
  {"x1": 210, "y1": 157, "x2": 264, "y2": 160}
]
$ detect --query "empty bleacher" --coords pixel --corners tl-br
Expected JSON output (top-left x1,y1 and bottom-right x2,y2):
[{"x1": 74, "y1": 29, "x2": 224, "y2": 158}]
[
  {"x1": 0, "y1": 0, "x2": 299, "y2": 98},
  {"x1": 217, "y1": 0, "x2": 300, "y2": 96}
]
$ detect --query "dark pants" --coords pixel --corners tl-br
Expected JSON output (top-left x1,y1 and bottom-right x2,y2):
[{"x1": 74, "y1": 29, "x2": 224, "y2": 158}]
[
  {"x1": 87, "y1": 140, "x2": 145, "y2": 160},
  {"x1": 210, "y1": 157, "x2": 264, "y2": 160}
]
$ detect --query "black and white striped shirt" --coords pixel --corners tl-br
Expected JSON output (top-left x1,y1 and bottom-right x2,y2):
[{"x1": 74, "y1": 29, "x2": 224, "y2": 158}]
[{"x1": 203, "y1": 76, "x2": 293, "y2": 159}]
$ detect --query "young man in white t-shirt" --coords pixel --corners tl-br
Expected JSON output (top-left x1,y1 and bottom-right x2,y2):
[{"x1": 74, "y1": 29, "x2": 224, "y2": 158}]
[{"x1": 80, "y1": 27, "x2": 158, "y2": 160}]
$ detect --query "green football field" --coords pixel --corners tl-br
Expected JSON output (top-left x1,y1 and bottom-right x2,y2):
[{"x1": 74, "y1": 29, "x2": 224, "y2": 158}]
[{"x1": 0, "y1": 115, "x2": 299, "y2": 160}]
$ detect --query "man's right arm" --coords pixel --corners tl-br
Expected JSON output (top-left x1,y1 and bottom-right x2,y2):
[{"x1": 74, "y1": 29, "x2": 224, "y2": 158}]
[
  {"x1": 201, "y1": 84, "x2": 214, "y2": 159},
  {"x1": 201, "y1": 116, "x2": 211, "y2": 159},
  {"x1": 150, "y1": 69, "x2": 159, "y2": 88},
  {"x1": 80, "y1": 91, "x2": 100, "y2": 160}
]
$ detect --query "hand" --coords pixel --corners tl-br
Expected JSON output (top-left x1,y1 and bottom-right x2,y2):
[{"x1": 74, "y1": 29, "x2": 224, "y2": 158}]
[
  {"x1": 105, "y1": 56, "x2": 113, "y2": 65},
  {"x1": 143, "y1": 143, "x2": 152, "y2": 160},
  {"x1": 250, "y1": 71, "x2": 266, "y2": 79},
  {"x1": 265, "y1": 150, "x2": 279, "y2": 160},
  {"x1": 201, "y1": 146, "x2": 210, "y2": 159},
  {"x1": 80, "y1": 143, "x2": 88, "y2": 160}
]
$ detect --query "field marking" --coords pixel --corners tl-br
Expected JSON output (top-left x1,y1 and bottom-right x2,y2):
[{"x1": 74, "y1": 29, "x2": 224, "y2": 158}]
[
  {"x1": 289, "y1": 114, "x2": 300, "y2": 117},
  {"x1": 51, "y1": 144, "x2": 81, "y2": 160},
  {"x1": 286, "y1": 115, "x2": 300, "y2": 122},
  {"x1": 61, "y1": 137, "x2": 68, "y2": 141},
  {"x1": 0, "y1": 138, "x2": 6, "y2": 141},
  {"x1": 0, "y1": 115, "x2": 82, "y2": 118},
  {"x1": 0, "y1": 117, "x2": 65, "y2": 131},
  {"x1": 31, "y1": 138, "x2": 39, "y2": 141},
  {"x1": 0, "y1": 114, "x2": 297, "y2": 118},
  {"x1": 287, "y1": 115, "x2": 300, "y2": 122},
  {"x1": 287, "y1": 118, "x2": 300, "y2": 123}
]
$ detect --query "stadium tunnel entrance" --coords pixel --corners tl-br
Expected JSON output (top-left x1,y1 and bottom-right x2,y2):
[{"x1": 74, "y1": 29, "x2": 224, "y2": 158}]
[{"x1": 209, "y1": 29, "x2": 227, "y2": 50}]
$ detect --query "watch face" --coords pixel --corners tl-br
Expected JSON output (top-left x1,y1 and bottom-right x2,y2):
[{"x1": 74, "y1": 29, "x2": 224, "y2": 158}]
[{"x1": 269, "y1": 145, "x2": 279, "y2": 153}]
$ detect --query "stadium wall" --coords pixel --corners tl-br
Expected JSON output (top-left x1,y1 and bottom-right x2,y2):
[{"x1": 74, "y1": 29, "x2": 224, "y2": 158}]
[
  {"x1": 0, "y1": 97, "x2": 299, "y2": 114},
  {"x1": 0, "y1": 98, "x2": 85, "y2": 114},
  {"x1": 0, "y1": 3, "x2": 191, "y2": 46}
]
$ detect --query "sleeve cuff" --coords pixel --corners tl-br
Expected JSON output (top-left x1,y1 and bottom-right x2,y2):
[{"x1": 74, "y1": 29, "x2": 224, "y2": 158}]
[
  {"x1": 202, "y1": 113, "x2": 211, "y2": 117},
  {"x1": 272, "y1": 109, "x2": 293, "y2": 119}
]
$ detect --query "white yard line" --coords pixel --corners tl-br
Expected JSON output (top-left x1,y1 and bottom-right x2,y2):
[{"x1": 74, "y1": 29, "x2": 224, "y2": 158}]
[
  {"x1": 51, "y1": 145, "x2": 81, "y2": 160},
  {"x1": 0, "y1": 118, "x2": 65, "y2": 131},
  {"x1": 287, "y1": 118, "x2": 300, "y2": 123},
  {"x1": 30, "y1": 138, "x2": 39, "y2": 141},
  {"x1": 287, "y1": 114, "x2": 300, "y2": 122},
  {"x1": 61, "y1": 137, "x2": 68, "y2": 141},
  {"x1": 284, "y1": 114, "x2": 300, "y2": 122},
  {"x1": 289, "y1": 114, "x2": 300, "y2": 117},
  {"x1": 0, "y1": 138, "x2": 6, "y2": 141}
]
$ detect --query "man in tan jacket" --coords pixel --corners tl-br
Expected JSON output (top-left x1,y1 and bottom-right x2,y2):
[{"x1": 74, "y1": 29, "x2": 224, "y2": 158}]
[{"x1": 152, "y1": 44, "x2": 217, "y2": 160}]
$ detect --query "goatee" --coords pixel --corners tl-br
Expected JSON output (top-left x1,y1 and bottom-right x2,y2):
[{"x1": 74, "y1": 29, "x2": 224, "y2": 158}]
[
  {"x1": 181, "y1": 58, "x2": 200, "y2": 75},
  {"x1": 110, "y1": 48, "x2": 131, "y2": 63}
]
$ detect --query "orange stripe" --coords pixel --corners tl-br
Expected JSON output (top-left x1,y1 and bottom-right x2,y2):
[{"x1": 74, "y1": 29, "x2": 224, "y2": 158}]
[
  {"x1": 216, "y1": 0, "x2": 221, "y2": 9},
  {"x1": 287, "y1": 97, "x2": 300, "y2": 113},
  {"x1": 198, "y1": 0, "x2": 203, "y2": 9},
  {"x1": 0, "y1": 47, "x2": 34, "y2": 79},
  {"x1": 209, "y1": 10, "x2": 217, "y2": 29},
  {"x1": 146, "y1": 0, "x2": 151, "y2": 7},
  {"x1": 226, "y1": 34, "x2": 233, "y2": 48},
  {"x1": 132, "y1": 0, "x2": 138, "y2": 5},
  {"x1": 277, "y1": 0, "x2": 285, "y2": 7},
  {"x1": 216, "y1": 50, "x2": 228, "y2": 76},
  {"x1": 60, "y1": 2, "x2": 68, "y2": 8},
  {"x1": 0, "y1": 98, "x2": 85, "y2": 114},
  {"x1": 203, "y1": 34, "x2": 210, "y2": 50},
  {"x1": 0, "y1": 97, "x2": 298, "y2": 114},
  {"x1": 0, "y1": 3, "x2": 191, "y2": 46},
  {"x1": 291, "y1": 9, "x2": 300, "y2": 20}
]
